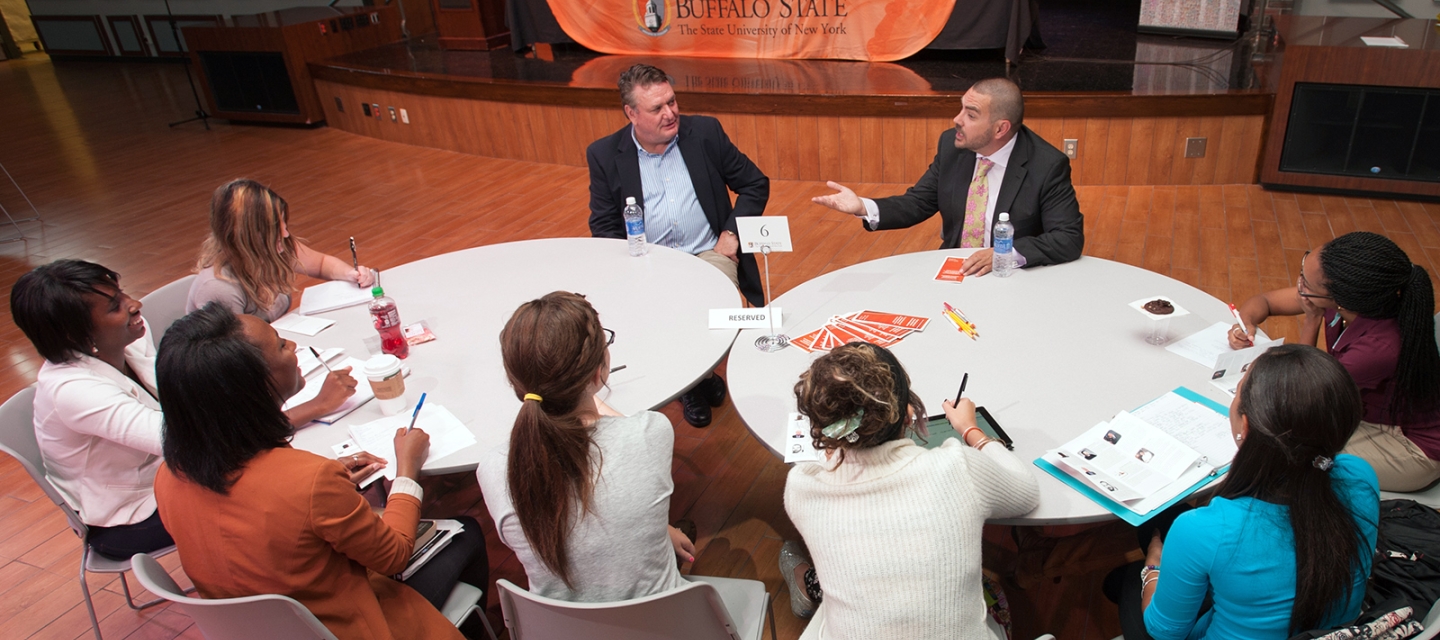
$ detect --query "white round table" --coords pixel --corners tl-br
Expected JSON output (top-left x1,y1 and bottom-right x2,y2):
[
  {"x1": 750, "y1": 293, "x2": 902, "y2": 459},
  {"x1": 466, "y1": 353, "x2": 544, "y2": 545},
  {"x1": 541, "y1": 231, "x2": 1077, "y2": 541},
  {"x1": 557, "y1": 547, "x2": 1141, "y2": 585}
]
[
  {"x1": 286, "y1": 238, "x2": 740, "y2": 474},
  {"x1": 728, "y1": 250, "x2": 1235, "y2": 525}
]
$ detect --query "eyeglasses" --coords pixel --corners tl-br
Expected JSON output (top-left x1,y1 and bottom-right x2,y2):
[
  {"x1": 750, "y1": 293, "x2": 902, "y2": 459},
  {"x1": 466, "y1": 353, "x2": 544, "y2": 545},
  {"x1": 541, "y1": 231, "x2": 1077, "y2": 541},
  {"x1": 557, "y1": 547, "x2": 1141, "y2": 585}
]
[
  {"x1": 1298, "y1": 251, "x2": 1334, "y2": 300},
  {"x1": 603, "y1": 327, "x2": 615, "y2": 346}
]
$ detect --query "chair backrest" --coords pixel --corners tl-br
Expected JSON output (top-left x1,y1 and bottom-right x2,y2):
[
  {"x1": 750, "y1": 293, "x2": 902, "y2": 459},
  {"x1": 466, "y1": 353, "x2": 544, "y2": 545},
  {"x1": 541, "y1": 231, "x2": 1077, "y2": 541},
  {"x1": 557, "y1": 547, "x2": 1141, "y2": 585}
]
[
  {"x1": 130, "y1": 553, "x2": 339, "y2": 640},
  {"x1": 496, "y1": 579, "x2": 743, "y2": 640},
  {"x1": 140, "y1": 274, "x2": 196, "y2": 343},
  {"x1": 0, "y1": 385, "x2": 87, "y2": 538}
]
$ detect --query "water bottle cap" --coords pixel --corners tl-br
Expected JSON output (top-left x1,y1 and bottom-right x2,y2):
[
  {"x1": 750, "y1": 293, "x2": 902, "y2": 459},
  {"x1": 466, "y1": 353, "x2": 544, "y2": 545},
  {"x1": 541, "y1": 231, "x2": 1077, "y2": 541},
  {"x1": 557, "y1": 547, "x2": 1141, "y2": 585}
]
[
  {"x1": 625, "y1": 196, "x2": 637, "y2": 205},
  {"x1": 998, "y1": 212, "x2": 1010, "y2": 222},
  {"x1": 371, "y1": 286, "x2": 384, "y2": 297}
]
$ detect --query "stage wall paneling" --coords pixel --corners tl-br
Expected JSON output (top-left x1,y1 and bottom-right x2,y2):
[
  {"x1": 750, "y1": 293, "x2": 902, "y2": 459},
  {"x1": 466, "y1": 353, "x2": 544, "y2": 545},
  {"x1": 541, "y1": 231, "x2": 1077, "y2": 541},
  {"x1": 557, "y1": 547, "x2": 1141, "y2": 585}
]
[{"x1": 315, "y1": 79, "x2": 1265, "y2": 186}]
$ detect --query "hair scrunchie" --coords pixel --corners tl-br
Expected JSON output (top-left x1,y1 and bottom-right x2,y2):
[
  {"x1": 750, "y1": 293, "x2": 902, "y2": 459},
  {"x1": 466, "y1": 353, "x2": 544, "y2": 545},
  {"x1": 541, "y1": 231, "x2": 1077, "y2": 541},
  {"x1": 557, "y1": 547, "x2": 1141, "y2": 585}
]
[
  {"x1": 523, "y1": 393, "x2": 543, "y2": 403},
  {"x1": 1312, "y1": 455, "x2": 1335, "y2": 471}
]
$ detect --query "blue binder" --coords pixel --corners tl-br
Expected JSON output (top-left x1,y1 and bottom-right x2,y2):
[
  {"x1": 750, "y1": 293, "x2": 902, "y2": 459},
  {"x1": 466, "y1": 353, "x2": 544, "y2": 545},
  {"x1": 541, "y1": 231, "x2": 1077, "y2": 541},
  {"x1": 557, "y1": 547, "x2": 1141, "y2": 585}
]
[{"x1": 1034, "y1": 386, "x2": 1231, "y2": 526}]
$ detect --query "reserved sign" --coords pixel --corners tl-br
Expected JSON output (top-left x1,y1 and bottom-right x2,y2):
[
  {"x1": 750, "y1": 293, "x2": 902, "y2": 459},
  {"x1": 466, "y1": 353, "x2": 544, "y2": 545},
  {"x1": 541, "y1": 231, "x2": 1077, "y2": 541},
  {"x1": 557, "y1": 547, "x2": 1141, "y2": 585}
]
[{"x1": 709, "y1": 306, "x2": 782, "y2": 329}]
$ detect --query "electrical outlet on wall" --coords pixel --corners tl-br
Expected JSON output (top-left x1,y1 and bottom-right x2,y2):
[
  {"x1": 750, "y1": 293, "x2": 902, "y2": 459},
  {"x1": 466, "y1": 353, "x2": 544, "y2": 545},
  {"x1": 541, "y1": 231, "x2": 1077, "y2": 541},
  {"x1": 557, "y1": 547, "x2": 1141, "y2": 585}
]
[
  {"x1": 1185, "y1": 137, "x2": 1207, "y2": 158},
  {"x1": 1063, "y1": 139, "x2": 1078, "y2": 160},
  {"x1": 399, "y1": 108, "x2": 409, "y2": 124}
]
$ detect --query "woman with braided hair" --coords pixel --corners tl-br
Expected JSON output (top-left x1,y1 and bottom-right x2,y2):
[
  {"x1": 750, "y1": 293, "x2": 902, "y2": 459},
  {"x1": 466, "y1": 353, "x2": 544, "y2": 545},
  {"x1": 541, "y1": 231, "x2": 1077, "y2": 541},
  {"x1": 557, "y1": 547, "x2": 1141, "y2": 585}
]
[
  {"x1": 781, "y1": 342, "x2": 1039, "y2": 640},
  {"x1": 1230, "y1": 231, "x2": 1440, "y2": 491},
  {"x1": 476, "y1": 291, "x2": 694, "y2": 602}
]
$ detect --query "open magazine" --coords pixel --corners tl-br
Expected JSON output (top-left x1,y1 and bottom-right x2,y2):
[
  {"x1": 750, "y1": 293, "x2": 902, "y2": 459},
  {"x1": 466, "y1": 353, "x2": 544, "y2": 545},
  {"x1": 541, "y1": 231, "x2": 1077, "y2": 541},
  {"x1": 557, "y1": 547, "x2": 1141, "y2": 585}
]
[{"x1": 1037, "y1": 389, "x2": 1234, "y2": 521}]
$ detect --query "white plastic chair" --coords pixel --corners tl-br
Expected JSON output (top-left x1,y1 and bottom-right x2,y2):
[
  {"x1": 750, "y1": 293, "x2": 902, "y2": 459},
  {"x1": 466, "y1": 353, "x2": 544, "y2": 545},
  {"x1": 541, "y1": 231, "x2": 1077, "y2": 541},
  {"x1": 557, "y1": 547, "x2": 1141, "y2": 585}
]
[
  {"x1": 139, "y1": 274, "x2": 196, "y2": 343},
  {"x1": 496, "y1": 576, "x2": 776, "y2": 640},
  {"x1": 133, "y1": 552, "x2": 499, "y2": 640},
  {"x1": 0, "y1": 385, "x2": 185, "y2": 640}
]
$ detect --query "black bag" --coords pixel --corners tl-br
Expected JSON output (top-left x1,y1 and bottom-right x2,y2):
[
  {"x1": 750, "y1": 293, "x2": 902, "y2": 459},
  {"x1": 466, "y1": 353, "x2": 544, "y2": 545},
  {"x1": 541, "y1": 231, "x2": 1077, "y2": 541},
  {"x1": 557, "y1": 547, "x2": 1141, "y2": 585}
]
[
  {"x1": 1287, "y1": 499, "x2": 1440, "y2": 640},
  {"x1": 1365, "y1": 500, "x2": 1440, "y2": 620}
]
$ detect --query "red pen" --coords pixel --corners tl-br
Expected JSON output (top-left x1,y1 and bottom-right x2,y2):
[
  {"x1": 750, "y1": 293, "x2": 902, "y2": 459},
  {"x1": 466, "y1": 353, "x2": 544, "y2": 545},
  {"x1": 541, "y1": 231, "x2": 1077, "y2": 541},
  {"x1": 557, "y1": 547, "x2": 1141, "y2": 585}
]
[{"x1": 1228, "y1": 303, "x2": 1252, "y2": 345}]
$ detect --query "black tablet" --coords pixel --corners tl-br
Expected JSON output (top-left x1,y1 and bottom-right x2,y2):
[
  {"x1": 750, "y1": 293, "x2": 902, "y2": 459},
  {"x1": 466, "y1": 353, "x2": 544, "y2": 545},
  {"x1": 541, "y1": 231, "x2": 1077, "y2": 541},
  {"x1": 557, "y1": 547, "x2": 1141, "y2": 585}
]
[{"x1": 916, "y1": 406, "x2": 1014, "y2": 450}]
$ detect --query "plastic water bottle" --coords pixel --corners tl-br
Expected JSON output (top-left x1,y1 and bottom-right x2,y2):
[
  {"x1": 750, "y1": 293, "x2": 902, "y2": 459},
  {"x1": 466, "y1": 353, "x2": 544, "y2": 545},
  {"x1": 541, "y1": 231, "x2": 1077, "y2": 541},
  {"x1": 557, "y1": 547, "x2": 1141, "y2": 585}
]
[
  {"x1": 992, "y1": 212, "x2": 1015, "y2": 278},
  {"x1": 623, "y1": 197, "x2": 647, "y2": 256},
  {"x1": 368, "y1": 286, "x2": 409, "y2": 359}
]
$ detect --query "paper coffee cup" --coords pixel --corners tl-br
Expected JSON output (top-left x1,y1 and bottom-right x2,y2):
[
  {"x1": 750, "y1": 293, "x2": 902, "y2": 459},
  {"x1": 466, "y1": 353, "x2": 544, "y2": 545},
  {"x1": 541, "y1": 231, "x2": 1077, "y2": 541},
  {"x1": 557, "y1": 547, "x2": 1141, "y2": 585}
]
[{"x1": 364, "y1": 354, "x2": 406, "y2": 416}]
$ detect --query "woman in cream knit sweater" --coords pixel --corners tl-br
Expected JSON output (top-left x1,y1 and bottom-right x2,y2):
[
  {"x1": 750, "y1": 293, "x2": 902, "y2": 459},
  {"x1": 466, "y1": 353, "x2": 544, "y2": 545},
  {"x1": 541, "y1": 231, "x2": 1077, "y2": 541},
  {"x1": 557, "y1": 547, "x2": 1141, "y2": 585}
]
[{"x1": 784, "y1": 343, "x2": 1040, "y2": 640}]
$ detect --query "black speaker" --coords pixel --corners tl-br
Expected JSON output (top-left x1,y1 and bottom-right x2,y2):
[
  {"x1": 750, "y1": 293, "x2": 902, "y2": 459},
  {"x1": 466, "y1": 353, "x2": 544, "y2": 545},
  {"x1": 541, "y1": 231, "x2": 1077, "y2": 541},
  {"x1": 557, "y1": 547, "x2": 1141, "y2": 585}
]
[{"x1": 198, "y1": 51, "x2": 300, "y2": 115}]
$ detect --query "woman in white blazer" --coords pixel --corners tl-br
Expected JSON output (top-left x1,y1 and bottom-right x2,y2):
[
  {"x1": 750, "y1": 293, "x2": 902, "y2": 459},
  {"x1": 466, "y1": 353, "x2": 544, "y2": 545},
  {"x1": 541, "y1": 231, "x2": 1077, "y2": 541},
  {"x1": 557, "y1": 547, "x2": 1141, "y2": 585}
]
[
  {"x1": 11, "y1": 260, "x2": 172, "y2": 559},
  {"x1": 11, "y1": 260, "x2": 378, "y2": 560}
]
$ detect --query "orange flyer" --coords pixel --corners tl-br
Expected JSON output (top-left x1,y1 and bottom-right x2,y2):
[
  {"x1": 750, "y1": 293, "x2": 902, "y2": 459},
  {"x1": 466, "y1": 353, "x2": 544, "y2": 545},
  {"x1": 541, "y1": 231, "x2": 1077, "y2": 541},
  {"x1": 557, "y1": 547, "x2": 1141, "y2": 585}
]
[{"x1": 934, "y1": 256, "x2": 966, "y2": 283}]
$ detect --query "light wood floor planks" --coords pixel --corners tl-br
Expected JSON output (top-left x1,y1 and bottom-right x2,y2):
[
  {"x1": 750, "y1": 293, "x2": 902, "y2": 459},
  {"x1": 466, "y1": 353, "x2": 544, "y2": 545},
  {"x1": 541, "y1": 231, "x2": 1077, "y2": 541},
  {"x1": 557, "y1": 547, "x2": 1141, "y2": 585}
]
[{"x1": 2, "y1": 53, "x2": 1439, "y2": 640}]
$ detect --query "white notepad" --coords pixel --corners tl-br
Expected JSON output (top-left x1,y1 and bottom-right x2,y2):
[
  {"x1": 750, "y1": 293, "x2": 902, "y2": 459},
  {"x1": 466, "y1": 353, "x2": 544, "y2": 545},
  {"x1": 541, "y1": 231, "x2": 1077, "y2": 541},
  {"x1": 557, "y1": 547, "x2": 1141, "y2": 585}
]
[{"x1": 297, "y1": 280, "x2": 374, "y2": 315}]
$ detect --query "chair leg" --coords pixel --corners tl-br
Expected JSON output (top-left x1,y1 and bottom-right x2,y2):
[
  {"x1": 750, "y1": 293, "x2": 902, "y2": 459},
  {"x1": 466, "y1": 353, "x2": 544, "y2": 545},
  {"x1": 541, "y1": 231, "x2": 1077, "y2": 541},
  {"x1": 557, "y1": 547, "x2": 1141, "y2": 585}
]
[
  {"x1": 78, "y1": 548, "x2": 104, "y2": 640},
  {"x1": 117, "y1": 571, "x2": 169, "y2": 610},
  {"x1": 767, "y1": 593, "x2": 778, "y2": 640},
  {"x1": 478, "y1": 606, "x2": 500, "y2": 640}
]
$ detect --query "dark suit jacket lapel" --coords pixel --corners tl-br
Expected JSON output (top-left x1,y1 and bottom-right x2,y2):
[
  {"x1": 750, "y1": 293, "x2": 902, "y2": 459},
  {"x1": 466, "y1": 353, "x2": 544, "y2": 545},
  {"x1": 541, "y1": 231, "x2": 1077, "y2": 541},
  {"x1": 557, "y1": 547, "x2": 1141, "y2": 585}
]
[
  {"x1": 676, "y1": 119, "x2": 720, "y2": 230},
  {"x1": 615, "y1": 125, "x2": 643, "y2": 205},
  {"x1": 945, "y1": 150, "x2": 979, "y2": 249},
  {"x1": 991, "y1": 130, "x2": 1029, "y2": 228}
]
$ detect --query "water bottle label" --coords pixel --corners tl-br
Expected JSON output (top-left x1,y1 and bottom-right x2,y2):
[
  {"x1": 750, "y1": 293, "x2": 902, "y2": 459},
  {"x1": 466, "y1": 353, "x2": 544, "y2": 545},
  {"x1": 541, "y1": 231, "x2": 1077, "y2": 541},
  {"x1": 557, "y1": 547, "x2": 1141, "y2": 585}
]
[
  {"x1": 994, "y1": 238, "x2": 1013, "y2": 253},
  {"x1": 625, "y1": 217, "x2": 645, "y2": 237},
  {"x1": 372, "y1": 307, "x2": 400, "y2": 329}
]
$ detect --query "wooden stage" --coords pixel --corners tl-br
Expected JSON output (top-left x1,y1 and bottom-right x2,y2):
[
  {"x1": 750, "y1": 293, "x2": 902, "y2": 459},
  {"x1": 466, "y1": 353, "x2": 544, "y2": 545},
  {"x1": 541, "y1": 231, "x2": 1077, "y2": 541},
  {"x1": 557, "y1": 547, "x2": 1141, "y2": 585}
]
[{"x1": 305, "y1": 39, "x2": 1275, "y2": 187}]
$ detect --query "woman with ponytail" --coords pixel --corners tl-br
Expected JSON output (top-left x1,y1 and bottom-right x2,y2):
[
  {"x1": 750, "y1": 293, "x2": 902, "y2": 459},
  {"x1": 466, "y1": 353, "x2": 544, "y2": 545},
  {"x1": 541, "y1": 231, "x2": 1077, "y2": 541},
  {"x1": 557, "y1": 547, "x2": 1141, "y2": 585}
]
[
  {"x1": 1231, "y1": 231, "x2": 1440, "y2": 491},
  {"x1": 476, "y1": 291, "x2": 693, "y2": 601},
  {"x1": 1111, "y1": 345, "x2": 1379, "y2": 640}
]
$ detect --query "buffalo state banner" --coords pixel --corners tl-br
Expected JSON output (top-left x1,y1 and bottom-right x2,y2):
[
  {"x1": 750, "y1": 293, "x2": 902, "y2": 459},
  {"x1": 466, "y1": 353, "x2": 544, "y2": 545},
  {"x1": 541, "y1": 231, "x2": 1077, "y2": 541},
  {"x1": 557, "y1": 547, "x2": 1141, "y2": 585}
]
[{"x1": 546, "y1": 0, "x2": 959, "y2": 61}]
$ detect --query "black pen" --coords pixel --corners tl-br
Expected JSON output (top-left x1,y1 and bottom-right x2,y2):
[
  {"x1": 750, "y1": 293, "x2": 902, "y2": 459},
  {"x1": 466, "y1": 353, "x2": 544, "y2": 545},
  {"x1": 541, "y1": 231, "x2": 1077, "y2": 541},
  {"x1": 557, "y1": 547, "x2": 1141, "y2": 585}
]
[
  {"x1": 610, "y1": 365, "x2": 627, "y2": 373},
  {"x1": 955, "y1": 373, "x2": 969, "y2": 403},
  {"x1": 309, "y1": 346, "x2": 332, "y2": 372},
  {"x1": 349, "y1": 237, "x2": 359, "y2": 270}
]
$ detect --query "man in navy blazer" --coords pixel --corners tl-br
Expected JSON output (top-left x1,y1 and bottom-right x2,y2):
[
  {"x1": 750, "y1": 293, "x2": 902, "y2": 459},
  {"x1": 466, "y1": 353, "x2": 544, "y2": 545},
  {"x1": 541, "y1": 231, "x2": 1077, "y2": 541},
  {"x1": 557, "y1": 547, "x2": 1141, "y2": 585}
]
[
  {"x1": 587, "y1": 63, "x2": 770, "y2": 427},
  {"x1": 813, "y1": 77, "x2": 1084, "y2": 276}
]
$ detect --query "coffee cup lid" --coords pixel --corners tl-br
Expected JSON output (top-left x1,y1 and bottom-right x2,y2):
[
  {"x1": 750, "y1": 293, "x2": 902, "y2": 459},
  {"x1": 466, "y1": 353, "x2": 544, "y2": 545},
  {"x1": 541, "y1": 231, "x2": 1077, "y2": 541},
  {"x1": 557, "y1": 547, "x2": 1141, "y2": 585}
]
[{"x1": 364, "y1": 354, "x2": 403, "y2": 377}]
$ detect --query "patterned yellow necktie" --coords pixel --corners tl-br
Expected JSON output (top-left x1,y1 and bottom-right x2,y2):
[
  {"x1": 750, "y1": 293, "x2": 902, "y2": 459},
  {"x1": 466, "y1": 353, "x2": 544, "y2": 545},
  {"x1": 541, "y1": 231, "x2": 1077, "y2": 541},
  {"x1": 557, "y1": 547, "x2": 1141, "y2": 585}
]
[{"x1": 959, "y1": 158, "x2": 995, "y2": 249}]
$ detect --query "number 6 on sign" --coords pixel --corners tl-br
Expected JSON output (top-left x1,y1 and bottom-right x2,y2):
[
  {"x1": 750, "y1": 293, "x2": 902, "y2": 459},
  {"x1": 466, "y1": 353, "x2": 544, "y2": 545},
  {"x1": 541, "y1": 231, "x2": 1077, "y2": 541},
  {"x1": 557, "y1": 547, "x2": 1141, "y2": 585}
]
[{"x1": 736, "y1": 217, "x2": 793, "y2": 253}]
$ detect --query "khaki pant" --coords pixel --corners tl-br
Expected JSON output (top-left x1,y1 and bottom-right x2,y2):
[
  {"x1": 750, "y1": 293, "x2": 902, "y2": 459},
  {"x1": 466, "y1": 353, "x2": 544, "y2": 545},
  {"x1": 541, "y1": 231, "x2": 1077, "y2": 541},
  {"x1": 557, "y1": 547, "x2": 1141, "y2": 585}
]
[
  {"x1": 1343, "y1": 420, "x2": 1440, "y2": 492},
  {"x1": 696, "y1": 249, "x2": 741, "y2": 290}
]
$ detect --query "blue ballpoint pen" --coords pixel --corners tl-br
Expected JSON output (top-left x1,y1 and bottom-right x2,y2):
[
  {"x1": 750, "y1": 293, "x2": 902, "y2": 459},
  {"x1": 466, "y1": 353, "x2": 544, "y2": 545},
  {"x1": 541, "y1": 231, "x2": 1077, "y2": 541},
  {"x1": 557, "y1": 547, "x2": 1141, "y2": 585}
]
[{"x1": 406, "y1": 393, "x2": 427, "y2": 433}]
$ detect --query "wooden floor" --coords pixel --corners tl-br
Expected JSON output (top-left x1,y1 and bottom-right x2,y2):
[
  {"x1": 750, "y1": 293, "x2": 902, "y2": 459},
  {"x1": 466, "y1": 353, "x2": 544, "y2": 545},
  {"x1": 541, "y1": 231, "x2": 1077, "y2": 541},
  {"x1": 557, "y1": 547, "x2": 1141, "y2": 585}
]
[{"x1": 2, "y1": 54, "x2": 1439, "y2": 640}]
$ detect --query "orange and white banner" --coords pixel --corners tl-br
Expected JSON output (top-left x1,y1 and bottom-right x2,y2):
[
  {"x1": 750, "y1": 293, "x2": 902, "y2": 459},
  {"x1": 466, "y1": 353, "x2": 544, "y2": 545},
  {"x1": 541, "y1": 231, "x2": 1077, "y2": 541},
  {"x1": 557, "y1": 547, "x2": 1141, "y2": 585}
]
[{"x1": 547, "y1": 0, "x2": 959, "y2": 61}]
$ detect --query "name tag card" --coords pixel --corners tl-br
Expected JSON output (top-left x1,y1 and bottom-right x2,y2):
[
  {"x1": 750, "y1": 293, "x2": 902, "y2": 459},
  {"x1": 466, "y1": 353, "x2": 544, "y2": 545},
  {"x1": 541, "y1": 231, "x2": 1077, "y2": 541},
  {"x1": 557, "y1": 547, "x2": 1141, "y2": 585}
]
[
  {"x1": 709, "y1": 307, "x2": 782, "y2": 329},
  {"x1": 736, "y1": 216, "x2": 793, "y2": 253}
]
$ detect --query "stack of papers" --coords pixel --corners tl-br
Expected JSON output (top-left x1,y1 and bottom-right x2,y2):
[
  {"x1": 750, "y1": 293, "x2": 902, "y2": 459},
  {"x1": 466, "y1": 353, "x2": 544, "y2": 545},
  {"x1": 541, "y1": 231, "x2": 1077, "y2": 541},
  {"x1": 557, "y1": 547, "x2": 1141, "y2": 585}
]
[
  {"x1": 281, "y1": 355, "x2": 374, "y2": 424},
  {"x1": 297, "y1": 280, "x2": 374, "y2": 315},
  {"x1": 1166, "y1": 321, "x2": 1272, "y2": 368},
  {"x1": 1037, "y1": 389, "x2": 1234, "y2": 523},
  {"x1": 791, "y1": 310, "x2": 929, "y2": 352},
  {"x1": 347, "y1": 404, "x2": 477, "y2": 484}
]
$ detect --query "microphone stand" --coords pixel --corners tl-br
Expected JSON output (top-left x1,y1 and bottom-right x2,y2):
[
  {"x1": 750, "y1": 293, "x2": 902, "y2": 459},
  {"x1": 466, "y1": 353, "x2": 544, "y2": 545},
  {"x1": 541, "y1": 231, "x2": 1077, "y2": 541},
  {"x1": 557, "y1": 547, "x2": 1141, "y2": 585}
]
[{"x1": 164, "y1": 0, "x2": 212, "y2": 130}]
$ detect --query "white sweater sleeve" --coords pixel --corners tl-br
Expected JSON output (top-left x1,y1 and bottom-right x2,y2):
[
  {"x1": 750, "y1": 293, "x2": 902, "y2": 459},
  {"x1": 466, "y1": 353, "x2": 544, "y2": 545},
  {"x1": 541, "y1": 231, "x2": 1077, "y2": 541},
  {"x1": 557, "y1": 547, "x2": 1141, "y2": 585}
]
[{"x1": 944, "y1": 439, "x2": 1040, "y2": 519}]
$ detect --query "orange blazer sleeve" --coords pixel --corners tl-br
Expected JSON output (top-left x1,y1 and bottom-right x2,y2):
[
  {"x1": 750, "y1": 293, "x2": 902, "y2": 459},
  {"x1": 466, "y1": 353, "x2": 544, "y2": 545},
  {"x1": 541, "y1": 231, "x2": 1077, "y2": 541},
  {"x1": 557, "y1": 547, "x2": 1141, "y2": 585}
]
[{"x1": 307, "y1": 461, "x2": 421, "y2": 576}]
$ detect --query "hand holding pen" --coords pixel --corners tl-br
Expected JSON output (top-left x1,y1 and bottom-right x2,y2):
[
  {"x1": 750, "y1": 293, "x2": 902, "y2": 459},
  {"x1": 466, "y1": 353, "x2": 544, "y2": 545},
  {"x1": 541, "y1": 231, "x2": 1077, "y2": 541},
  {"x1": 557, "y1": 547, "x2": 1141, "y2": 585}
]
[
  {"x1": 347, "y1": 237, "x2": 377, "y2": 288},
  {"x1": 393, "y1": 394, "x2": 430, "y2": 480}
]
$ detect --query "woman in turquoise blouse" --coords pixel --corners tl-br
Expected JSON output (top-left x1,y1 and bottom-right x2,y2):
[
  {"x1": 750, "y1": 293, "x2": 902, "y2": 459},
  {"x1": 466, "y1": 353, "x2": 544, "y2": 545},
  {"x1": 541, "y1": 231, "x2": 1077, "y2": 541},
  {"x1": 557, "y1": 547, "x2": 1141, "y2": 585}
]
[{"x1": 1111, "y1": 344, "x2": 1380, "y2": 639}]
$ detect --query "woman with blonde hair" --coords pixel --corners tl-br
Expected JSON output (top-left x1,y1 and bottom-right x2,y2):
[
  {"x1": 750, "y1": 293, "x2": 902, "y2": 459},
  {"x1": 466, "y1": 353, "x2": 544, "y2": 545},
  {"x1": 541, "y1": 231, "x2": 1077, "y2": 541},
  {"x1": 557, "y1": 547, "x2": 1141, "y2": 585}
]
[
  {"x1": 476, "y1": 291, "x2": 694, "y2": 601},
  {"x1": 782, "y1": 342, "x2": 1039, "y2": 639},
  {"x1": 186, "y1": 178, "x2": 376, "y2": 322}
]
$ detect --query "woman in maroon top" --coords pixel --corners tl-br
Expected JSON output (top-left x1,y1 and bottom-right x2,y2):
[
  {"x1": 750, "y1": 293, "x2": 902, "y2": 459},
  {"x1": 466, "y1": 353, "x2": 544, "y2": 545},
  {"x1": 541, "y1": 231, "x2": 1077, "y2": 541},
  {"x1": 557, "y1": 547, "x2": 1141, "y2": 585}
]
[{"x1": 1230, "y1": 231, "x2": 1440, "y2": 491}]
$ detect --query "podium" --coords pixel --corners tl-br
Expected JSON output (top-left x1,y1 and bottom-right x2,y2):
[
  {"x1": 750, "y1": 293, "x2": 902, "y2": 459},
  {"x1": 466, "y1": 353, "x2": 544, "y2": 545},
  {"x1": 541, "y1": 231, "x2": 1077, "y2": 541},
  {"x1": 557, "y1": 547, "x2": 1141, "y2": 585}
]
[{"x1": 183, "y1": 6, "x2": 404, "y2": 125}]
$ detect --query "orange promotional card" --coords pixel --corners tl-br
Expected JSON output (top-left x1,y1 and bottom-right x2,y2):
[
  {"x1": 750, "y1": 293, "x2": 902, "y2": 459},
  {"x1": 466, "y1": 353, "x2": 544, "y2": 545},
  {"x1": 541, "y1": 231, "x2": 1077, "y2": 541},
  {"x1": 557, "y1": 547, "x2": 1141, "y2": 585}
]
[
  {"x1": 852, "y1": 310, "x2": 929, "y2": 331},
  {"x1": 934, "y1": 256, "x2": 966, "y2": 283}
]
